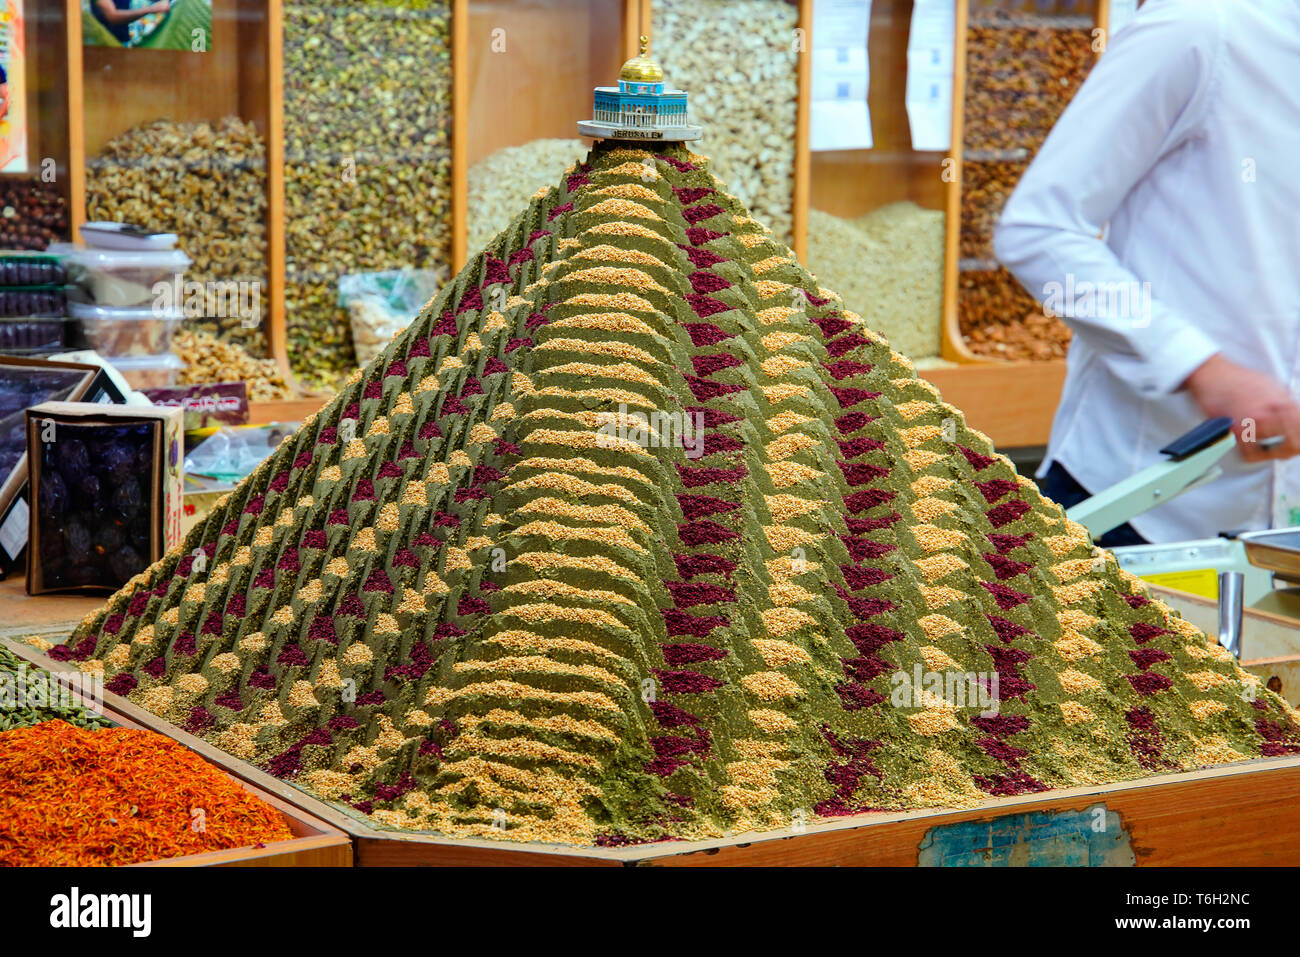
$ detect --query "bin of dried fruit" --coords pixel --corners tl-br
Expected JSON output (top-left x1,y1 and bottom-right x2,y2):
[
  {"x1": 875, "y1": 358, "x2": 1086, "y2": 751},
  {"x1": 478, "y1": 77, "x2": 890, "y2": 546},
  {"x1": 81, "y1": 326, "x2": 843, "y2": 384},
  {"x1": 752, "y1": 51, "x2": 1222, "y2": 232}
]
[
  {"x1": 86, "y1": 117, "x2": 269, "y2": 354},
  {"x1": 960, "y1": 15, "x2": 1096, "y2": 359},
  {"x1": 283, "y1": 1, "x2": 454, "y2": 388},
  {"x1": 0, "y1": 179, "x2": 70, "y2": 250},
  {"x1": 963, "y1": 20, "x2": 1095, "y2": 153},
  {"x1": 654, "y1": 0, "x2": 799, "y2": 245},
  {"x1": 0, "y1": 721, "x2": 293, "y2": 866},
  {"x1": 26, "y1": 402, "x2": 183, "y2": 593},
  {"x1": 172, "y1": 328, "x2": 294, "y2": 401},
  {"x1": 960, "y1": 159, "x2": 1028, "y2": 261}
]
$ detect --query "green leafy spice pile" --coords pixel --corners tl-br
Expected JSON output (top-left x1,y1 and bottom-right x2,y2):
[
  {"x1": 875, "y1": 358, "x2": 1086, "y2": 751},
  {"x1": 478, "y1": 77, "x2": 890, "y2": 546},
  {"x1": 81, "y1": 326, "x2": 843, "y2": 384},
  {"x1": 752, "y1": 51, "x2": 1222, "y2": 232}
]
[
  {"x1": 54, "y1": 141, "x2": 1300, "y2": 847},
  {"x1": 0, "y1": 643, "x2": 108, "y2": 733}
]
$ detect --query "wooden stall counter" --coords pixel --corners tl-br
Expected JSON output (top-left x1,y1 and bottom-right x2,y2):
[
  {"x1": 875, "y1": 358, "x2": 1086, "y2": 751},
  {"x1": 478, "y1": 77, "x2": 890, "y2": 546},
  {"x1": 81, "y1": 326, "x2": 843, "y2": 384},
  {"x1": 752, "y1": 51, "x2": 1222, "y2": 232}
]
[{"x1": 6, "y1": 635, "x2": 1300, "y2": 867}]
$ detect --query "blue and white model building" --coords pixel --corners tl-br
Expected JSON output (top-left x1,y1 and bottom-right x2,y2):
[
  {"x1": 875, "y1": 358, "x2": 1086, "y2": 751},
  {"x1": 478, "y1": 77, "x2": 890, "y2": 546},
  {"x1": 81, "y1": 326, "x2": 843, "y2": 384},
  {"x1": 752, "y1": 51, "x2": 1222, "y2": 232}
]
[{"x1": 578, "y1": 36, "x2": 702, "y2": 142}]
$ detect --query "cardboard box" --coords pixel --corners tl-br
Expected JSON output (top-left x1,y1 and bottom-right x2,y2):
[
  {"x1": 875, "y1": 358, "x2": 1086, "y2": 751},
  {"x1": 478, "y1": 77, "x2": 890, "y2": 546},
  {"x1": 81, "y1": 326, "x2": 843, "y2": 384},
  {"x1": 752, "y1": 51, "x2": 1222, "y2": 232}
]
[
  {"x1": 0, "y1": 356, "x2": 125, "y2": 575},
  {"x1": 25, "y1": 401, "x2": 183, "y2": 595}
]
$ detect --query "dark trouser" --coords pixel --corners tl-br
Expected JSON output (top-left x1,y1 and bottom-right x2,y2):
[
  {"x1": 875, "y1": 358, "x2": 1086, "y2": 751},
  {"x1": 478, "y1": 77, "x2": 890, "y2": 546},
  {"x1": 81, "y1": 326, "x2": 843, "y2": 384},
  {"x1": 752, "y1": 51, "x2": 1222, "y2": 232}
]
[{"x1": 1037, "y1": 461, "x2": 1149, "y2": 548}]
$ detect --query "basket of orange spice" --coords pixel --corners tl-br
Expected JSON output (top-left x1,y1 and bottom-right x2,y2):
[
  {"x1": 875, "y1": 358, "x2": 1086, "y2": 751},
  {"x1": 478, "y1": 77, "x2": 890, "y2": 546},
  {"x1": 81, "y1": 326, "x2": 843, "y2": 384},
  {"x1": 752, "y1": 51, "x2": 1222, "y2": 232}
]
[{"x1": 0, "y1": 643, "x2": 350, "y2": 867}]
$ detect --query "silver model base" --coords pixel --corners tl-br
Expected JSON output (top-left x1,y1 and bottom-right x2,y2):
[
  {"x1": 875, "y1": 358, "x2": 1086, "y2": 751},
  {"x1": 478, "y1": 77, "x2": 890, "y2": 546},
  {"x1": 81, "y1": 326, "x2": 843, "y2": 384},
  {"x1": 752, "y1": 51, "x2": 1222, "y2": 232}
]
[{"x1": 577, "y1": 120, "x2": 703, "y2": 142}]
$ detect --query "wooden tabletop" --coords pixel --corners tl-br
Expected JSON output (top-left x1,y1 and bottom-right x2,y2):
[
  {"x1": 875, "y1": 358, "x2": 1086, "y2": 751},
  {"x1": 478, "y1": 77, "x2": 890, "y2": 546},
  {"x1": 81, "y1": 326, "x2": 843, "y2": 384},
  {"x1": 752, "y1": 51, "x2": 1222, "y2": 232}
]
[{"x1": 0, "y1": 574, "x2": 104, "y2": 641}]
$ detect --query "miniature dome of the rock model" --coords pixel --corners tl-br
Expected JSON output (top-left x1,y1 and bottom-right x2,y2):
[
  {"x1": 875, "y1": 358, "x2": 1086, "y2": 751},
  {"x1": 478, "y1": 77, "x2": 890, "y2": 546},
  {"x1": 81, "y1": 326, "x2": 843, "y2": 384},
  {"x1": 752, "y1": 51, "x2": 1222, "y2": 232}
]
[{"x1": 619, "y1": 37, "x2": 664, "y2": 83}]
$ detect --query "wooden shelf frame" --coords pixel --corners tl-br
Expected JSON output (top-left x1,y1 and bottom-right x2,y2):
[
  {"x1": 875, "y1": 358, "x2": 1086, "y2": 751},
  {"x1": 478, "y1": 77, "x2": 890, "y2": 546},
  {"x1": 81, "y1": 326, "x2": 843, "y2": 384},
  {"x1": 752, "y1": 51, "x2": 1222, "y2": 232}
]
[{"x1": 41, "y1": 0, "x2": 1067, "y2": 447}]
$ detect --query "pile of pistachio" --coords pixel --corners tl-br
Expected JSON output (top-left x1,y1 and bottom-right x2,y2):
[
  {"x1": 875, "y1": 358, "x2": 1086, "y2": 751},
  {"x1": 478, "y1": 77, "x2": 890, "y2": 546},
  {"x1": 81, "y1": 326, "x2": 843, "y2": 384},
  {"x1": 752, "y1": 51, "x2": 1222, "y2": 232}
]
[{"x1": 283, "y1": 1, "x2": 454, "y2": 388}]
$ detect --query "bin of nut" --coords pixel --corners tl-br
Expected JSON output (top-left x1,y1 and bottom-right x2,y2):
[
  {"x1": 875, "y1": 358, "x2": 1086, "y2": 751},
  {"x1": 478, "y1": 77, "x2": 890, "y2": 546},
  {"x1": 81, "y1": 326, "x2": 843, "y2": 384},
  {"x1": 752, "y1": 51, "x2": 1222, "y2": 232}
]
[
  {"x1": 958, "y1": 12, "x2": 1098, "y2": 360},
  {"x1": 172, "y1": 328, "x2": 293, "y2": 402},
  {"x1": 653, "y1": 0, "x2": 799, "y2": 246},
  {"x1": 283, "y1": 1, "x2": 454, "y2": 388},
  {"x1": 86, "y1": 117, "x2": 269, "y2": 355},
  {"x1": 959, "y1": 267, "x2": 1071, "y2": 361}
]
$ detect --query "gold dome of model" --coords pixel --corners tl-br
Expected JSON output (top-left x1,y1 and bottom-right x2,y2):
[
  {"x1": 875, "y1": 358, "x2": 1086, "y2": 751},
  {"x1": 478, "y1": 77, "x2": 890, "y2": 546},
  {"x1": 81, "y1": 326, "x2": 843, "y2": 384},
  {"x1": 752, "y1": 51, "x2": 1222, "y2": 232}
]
[{"x1": 619, "y1": 35, "x2": 664, "y2": 83}]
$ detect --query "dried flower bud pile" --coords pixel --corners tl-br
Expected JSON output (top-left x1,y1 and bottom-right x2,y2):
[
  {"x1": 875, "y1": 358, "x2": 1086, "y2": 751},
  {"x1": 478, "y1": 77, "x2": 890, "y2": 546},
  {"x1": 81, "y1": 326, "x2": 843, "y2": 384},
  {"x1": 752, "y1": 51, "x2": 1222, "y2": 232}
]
[
  {"x1": 86, "y1": 117, "x2": 270, "y2": 354},
  {"x1": 0, "y1": 721, "x2": 292, "y2": 865},
  {"x1": 63, "y1": 140, "x2": 1300, "y2": 849},
  {"x1": 283, "y1": 1, "x2": 454, "y2": 388},
  {"x1": 173, "y1": 329, "x2": 294, "y2": 401}
]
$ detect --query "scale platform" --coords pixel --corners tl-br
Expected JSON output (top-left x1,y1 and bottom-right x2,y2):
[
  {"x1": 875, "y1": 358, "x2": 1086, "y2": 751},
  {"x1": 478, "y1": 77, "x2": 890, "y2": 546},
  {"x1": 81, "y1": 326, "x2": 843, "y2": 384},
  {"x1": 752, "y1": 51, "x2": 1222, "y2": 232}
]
[{"x1": 1240, "y1": 529, "x2": 1300, "y2": 582}]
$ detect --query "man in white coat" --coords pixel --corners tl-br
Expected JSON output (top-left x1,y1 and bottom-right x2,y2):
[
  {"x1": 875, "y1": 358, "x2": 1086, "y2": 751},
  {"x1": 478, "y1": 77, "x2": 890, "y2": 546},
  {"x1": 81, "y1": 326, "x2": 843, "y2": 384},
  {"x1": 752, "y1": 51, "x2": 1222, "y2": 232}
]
[{"x1": 994, "y1": 0, "x2": 1300, "y2": 546}]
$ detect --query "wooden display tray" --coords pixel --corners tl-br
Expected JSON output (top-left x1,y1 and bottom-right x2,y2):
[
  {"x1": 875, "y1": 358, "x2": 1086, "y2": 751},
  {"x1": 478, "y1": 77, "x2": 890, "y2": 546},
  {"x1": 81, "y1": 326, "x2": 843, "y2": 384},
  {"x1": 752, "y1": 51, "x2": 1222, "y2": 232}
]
[
  {"x1": 2, "y1": 639, "x2": 351, "y2": 867},
  {"x1": 7, "y1": 634, "x2": 1300, "y2": 866}
]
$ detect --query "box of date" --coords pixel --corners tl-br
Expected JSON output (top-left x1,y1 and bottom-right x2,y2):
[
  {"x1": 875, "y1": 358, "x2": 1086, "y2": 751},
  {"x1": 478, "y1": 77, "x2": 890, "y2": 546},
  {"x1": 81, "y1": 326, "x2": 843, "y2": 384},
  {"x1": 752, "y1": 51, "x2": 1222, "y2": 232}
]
[{"x1": 25, "y1": 401, "x2": 183, "y2": 594}]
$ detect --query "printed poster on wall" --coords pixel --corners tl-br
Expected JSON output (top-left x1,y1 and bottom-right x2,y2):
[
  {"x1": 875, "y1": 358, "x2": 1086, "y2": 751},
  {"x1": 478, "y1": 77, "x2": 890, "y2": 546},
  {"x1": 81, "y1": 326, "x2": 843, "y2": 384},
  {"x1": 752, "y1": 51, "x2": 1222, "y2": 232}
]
[
  {"x1": 0, "y1": 1, "x2": 26, "y2": 174},
  {"x1": 82, "y1": 0, "x2": 212, "y2": 51}
]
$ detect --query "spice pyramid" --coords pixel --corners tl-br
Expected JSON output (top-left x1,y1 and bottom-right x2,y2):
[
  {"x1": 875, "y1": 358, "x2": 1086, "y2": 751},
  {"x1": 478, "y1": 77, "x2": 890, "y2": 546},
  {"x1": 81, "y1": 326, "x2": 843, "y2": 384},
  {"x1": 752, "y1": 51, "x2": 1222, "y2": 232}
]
[{"x1": 57, "y1": 142, "x2": 1300, "y2": 846}]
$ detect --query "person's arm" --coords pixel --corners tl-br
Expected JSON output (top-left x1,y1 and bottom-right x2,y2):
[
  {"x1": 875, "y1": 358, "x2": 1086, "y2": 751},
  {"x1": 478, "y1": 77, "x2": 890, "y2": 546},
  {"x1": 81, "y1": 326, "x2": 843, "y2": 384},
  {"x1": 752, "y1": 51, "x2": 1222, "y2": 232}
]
[
  {"x1": 94, "y1": 0, "x2": 171, "y2": 26},
  {"x1": 995, "y1": 0, "x2": 1300, "y2": 461},
  {"x1": 993, "y1": 0, "x2": 1223, "y2": 400}
]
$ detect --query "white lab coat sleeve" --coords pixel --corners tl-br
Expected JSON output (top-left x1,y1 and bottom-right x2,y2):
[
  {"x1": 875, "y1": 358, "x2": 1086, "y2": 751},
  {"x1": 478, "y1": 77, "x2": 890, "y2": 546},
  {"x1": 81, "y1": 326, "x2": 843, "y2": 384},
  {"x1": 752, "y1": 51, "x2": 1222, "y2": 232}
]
[{"x1": 993, "y1": 0, "x2": 1225, "y2": 398}]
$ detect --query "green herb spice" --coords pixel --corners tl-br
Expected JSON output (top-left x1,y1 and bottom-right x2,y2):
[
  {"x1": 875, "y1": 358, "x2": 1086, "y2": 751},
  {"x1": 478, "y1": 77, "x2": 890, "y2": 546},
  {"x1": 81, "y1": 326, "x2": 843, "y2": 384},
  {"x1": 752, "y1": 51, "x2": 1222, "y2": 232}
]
[{"x1": 0, "y1": 644, "x2": 109, "y2": 732}]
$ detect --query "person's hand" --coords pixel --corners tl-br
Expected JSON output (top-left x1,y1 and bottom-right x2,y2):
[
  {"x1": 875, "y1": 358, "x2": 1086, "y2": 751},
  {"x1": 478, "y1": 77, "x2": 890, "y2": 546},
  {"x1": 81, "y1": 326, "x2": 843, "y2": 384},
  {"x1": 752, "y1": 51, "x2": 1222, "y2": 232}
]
[
  {"x1": 153, "y1": 0, "x2": 172, "y2": 13},
  {"x1": 1184, "y1": 353, "x2": 1300, "y2": 462}
]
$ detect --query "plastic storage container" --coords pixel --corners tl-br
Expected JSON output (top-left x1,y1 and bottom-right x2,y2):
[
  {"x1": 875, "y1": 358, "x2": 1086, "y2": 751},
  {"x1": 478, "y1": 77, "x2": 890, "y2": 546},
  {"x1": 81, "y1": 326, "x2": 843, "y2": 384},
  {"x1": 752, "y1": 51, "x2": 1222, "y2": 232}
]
[
  {"x1": 0, "y1": 286, "x2": 65, "y2": 317},
  {"x1": 0, "y1": 252, "x2": 67, "y2": 286},
  {"x1": 80, "y1": 221, "x2": 179, "y2": 252},
  {"x1": 107, "y1": 353, "x2": 184, "y2": 390},
  {"x1": 69, "y1": 301, "x2": 184, "y2": 357},
  {"x1": 54, "y1": 244, "x2": 191, "y2": 308},
  {"x1": 0, "y1": 317, "x2": 70, "y2": 354}
]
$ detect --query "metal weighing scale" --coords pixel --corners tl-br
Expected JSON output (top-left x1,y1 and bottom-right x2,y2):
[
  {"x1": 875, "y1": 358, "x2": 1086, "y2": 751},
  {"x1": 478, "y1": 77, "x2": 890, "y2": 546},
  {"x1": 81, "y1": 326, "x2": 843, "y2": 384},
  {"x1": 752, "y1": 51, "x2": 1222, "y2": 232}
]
[{"x1": 1065, "y1": 417, "x2": 1300, "y2": 655}]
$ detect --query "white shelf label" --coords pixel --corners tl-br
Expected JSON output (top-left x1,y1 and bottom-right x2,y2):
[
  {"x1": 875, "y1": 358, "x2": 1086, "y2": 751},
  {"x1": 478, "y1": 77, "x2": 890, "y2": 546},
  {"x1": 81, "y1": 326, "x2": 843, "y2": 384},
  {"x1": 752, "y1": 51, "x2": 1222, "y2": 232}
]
[
  {"x1": 905, "y1": 0, "x2": 955, "y2": 151},
  {"x1": 811, "y1": 0, "x2": 873, "y2": 151},
  {"x1": 0, "y1": 496, "x2": 28, "y2": 561}
]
